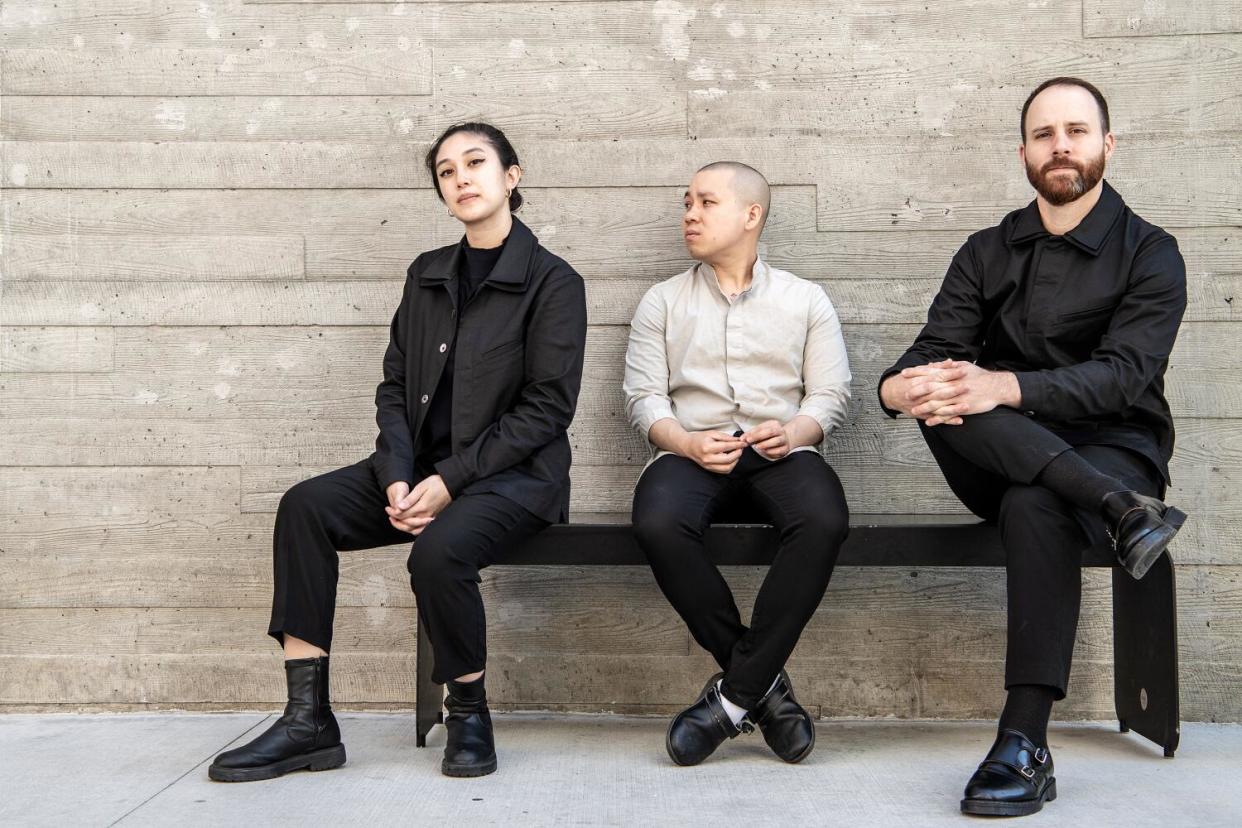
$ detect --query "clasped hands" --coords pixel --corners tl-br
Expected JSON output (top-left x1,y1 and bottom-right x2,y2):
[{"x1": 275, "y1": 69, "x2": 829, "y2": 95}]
[
  {"x1": 385, "y1": 475, "x2": 452, "y2": 535},
  {"x1": 681, "y1": 420, "x2": 793, "y2": 474},
  {"x1": 880, "y1": 359, "x2": 1020, "y2": 427}
]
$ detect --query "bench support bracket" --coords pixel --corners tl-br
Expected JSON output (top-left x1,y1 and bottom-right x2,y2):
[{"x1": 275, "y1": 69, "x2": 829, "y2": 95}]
[{"x1": 1112, "y1": 551, "x2": 1179, "y2": 757}]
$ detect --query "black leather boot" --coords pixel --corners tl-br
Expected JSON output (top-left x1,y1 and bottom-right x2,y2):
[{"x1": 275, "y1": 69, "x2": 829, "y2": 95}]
[
  {"x1": 665, "y1": 673, "x2": 751, "y2": 766},
  {"x1": 442, "y1": 676, "x2": 497, "y2": 777},
  {"x1": 208, "y1": 656, "x2": 345, "y2": 782},
  {"x1": 960, "y1": 729, "x2": 1056, "y2": 817},
  {"x1": 1101, "y1": 491, "x2": 1187, "y2": 579},
  {"x1": 751, "y1": 670, "x2": 816, "y2": 763}
]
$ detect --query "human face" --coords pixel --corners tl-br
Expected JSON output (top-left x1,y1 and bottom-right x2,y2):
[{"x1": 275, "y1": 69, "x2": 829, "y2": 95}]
[
  {"x1": 1020, "y1": 84, "x2": 1114, "y2": 206},
  {"x1": 434, "y1": 132, "x2": 519, "y2": 225},
  {"x1": 682, "y1": 169, "x2": 753, "y2": 261}
]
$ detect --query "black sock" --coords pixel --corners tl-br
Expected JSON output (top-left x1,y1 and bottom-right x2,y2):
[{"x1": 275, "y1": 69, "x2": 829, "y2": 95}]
[
  {"x1": 998, "y1": 684, "x2": 1056, "y2": 747},
  {"x1": 1035, "y1": 450, "x2": 1127, "y2": 511}
]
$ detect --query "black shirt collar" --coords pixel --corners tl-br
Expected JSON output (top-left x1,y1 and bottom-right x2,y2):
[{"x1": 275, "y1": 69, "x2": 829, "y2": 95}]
[
  {"x1": 1008, "y1": 180, "x2": 1124, "y2": 257},
  {"x1": 419, "y1": 216, "x2": 536, "y2": 292}
]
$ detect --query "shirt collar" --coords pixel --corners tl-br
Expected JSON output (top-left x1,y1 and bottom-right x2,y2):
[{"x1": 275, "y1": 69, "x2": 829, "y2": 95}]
[
  {"x1": 419, "y1": 216, "x2": 536, "y2": 291},
  {"x1": 1007, "y1": 179, "x2": 1123, "y2": 256},
  {"x1": 696, "y1": 256, "x2": 768, "y2": 298}
]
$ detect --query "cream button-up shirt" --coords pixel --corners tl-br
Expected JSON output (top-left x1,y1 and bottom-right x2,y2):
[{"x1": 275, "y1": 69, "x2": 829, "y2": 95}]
[{"x1": 623, "y1": 258, "x2": 852, "y2": 467}]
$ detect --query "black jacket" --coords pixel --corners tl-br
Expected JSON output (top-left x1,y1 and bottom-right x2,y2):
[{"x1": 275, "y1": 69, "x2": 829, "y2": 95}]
[
  {"x1": 370, "y1": 217, "x2": 588, "y2": 522},
  {"x1": 880, "y1": 181, "x2": 1187, "y2": 482}
]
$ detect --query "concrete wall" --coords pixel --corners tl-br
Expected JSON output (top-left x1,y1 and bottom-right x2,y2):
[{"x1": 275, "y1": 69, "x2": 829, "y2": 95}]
[{"x1": 1, "y1": 0, "x2": 1239, "y2": 721}]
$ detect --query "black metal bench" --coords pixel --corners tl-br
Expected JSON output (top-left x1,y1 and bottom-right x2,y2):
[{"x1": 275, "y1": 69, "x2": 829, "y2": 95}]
[{"x1": 414, "y1": 514, "x2": 1179, "y2": 756}]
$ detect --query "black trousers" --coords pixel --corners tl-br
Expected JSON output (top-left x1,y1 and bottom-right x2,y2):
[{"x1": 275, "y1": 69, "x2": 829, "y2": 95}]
[
  {"x1": 631, "y1": 450, "x2": 849, "y2": 710},
  {"x1": 918, "y1": 407, "x2": 1162, "y2": 697},
  {"x1": 267, "y1": 457, "x2": 549, "y2": 684}
]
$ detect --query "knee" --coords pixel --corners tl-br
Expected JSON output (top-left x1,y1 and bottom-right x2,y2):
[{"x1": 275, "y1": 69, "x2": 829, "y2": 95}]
[
  {"x1": 406, "y1": 534, "x2": 469, "y2": 588},
  {"x1": 277, "y1": 478, "x2": 325, "y2": 523},
  {"x1": 632, "y1": 504, "x2": 696, "y2": 559},
  {"x1": 998, "y1": 485, "x2": 1067, "y2": 528},
  {"x1": 800, "y1": 507, "x2": 849, "y2": 547}
]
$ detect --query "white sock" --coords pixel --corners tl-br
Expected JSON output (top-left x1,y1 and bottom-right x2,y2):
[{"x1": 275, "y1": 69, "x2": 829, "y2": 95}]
[{"x1": 716, "y1": 679, "x2": 750, "y2": 726}]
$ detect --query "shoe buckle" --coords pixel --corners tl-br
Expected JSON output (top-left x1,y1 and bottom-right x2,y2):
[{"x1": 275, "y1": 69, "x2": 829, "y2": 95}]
[
  {"x1": 1034, "y1": 747, "x2": 1048, "y2": 764},
  {"x1": 1020, "y1": 765, "x2": 1035, "y2": 779}
]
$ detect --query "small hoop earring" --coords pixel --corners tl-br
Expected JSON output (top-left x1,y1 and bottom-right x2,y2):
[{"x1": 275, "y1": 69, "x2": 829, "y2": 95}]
[{"x1": 505, "y1": 188, "x2": 512, "y2": 198}]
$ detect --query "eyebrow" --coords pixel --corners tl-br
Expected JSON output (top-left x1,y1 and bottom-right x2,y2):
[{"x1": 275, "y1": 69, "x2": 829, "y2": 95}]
[
  {"x1": 1030, "y1": 120, "x2": 1092, "y2": 132},
  {"x1": 436, "y1": 147, "x2": 486, "y2": 168},
  {"x1": 683, "y1": 190, "x2": 718, "y2": 199}
]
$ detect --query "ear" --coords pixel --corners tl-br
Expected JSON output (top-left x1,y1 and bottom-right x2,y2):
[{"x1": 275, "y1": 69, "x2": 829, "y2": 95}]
[
  {"x1": 506, "y1": 165, "x2": 522, "y2": 190},
  {"x1": 1018, "y1": 142, "x2": 1027, "y2": 169},
  {"x1": 1102, "y1": 131, "x2": 1116, "y2": 161},
  {"x1": 745, "y1": 203, "x2": 764, "y2": 232}
]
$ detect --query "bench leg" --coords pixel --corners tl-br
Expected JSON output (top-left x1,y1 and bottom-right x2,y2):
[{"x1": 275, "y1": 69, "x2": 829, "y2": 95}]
[
  {"x1": 1112, "y1": 552, "x2": 1179, "y2": 757},
  {"x1": 415, "y1": 612, "x2": 442, "y2": 748}
]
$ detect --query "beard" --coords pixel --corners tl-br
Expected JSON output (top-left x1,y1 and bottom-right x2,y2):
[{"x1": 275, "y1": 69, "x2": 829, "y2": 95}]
[{"x1": 1025, "y1": 149, "x2": 1106, "y2": 206}]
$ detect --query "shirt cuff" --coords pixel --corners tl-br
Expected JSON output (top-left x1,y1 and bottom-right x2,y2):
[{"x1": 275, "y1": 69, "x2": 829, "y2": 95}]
[
  {"x1": 876, "y1": 366, "x2": 905, "y2": 419},
  {"x1": 434, "y1": 455, "x2": 469, "y2": 498},
  {"x1": 1013, "y1": 371, "x2": 1046, "y2": 418},
  {"x1": 630, "y1": 397, "x2": 677, "y2": 440}
]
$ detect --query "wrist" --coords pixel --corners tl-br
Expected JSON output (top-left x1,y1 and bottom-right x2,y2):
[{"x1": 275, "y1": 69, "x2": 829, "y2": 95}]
[{"x1": 998, "y1": 371, "x2": 1022, "y2": 408}]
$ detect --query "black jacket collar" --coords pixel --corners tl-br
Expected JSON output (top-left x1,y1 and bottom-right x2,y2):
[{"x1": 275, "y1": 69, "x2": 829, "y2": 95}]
[
  {"x1": 418, "y1": 216, "x2": 537, "y2": 293},
  {"x1": 1008, "y1": 180, "x2": 1124, "y2": 257}
]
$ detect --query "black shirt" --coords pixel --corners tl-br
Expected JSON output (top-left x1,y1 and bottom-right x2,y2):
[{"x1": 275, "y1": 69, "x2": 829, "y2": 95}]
[
  {"x1": 414, "y1": 235, "x2": 508, "y2": 478},
  {"x1": 879, "y1": 181, "x2": 1187, "y2": 482}
]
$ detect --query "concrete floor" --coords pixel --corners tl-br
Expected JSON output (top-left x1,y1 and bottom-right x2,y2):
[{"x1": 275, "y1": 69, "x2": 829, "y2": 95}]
[{"x1": 0, "y1": 713, "x2": 1237, "y2": 827}]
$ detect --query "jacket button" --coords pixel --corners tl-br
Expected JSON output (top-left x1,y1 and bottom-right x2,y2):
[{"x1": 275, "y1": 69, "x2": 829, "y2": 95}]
[
  {"x1": 421, "y1": 394, "x2": 429, "y2": 404},
  {"x1": 439, "y1": 343, "x2": 447, "y2": 353}
]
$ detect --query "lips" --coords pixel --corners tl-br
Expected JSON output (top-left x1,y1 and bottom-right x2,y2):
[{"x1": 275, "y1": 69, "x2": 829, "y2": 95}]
[{"x1": 456, "y1": 193, "x2": 479, "y2": 204}]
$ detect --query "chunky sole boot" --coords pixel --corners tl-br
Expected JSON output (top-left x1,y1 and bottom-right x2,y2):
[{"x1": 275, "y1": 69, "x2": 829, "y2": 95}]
[
  {"x1": 208, "y1": 656, "x2": 345, "y2": 783},
  {"x1": 961, "y1": 729, "x2": 1056, "y2": 817},
  {"x1": 442, "y1": 676, "x2": 498, "y2": 778},
  {"x1": 209, "y1": 744, "x2": 346, "y2": 783}
]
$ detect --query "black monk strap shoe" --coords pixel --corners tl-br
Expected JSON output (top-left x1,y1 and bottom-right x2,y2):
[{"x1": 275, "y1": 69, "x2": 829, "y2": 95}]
[
  {"x1": 441, "y1": 677, "x2": 498, "y2": 778},
  {"x1": 1102, "y1": 491, "x2": 1187, "y2": 580},
  {"x1": 750, "y1": 669, "x2": 816, "y2": 763},
  {"x1": 209, "y1": 656, "x2": 345, "y2": 782},
  {"x1": 961, "y1": 729, "x2": 1056, "y2": 817},
  {"x1": 665, "y1": 672, "x2": 752, "y2": 766}
]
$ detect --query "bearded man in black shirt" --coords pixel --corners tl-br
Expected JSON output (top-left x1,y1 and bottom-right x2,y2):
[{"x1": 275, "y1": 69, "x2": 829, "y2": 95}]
[{"x1": 879, "y1": 77, "x2": 1187, "y2": 817}]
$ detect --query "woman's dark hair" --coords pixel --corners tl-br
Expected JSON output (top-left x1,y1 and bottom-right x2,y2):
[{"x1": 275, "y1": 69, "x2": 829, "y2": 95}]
[{"x1": 424, "y1": 121, "x2": 523, "y2": 212}]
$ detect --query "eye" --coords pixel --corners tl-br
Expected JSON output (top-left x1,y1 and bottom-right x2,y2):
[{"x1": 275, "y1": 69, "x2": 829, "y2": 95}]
[
  {"x1": 703, "y1": 200, "x2": 714, "y2": 206},
  {"x1": 469, "y1": 158, "x2": 483, "y2": 166},
  {"x1": 439, "y1": 168, "x2": 452, "y2": 178}
]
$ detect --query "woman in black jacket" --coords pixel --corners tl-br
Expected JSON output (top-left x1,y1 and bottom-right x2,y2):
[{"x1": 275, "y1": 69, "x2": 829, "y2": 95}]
[{"x1": 210, "y1": 123, "x2": 588, "y2": 782}]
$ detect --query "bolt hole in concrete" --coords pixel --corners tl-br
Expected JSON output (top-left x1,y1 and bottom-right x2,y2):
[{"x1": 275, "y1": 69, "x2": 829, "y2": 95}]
[{"x1": 1141, "y1": 687, "x2": 1149, "y2": 711}]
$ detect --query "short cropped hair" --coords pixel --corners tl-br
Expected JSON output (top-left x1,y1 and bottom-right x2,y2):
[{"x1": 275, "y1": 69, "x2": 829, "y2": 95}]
[{"x1": 1020, "y1": 77, "x2": 1110, "y2": 141}]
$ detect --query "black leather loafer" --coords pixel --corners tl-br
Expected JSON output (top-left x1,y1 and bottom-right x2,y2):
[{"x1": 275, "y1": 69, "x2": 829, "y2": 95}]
[
  {"x1": 1102, "y1": 491, "x2": 1187, "y2": 580},
  {"x1": 666, "y1": 672, "x2": 751, "y2": 766},
  {"x1": 961, "y1": 729, "x2": 1056, "y2": 817},
  {"x1": 751, "y1": 669, "x2": 816, "y2": 763}
]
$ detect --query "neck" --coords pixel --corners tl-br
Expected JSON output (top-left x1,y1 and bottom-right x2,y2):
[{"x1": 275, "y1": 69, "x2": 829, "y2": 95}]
[
  {"x1": 1036, "y1": 179, "x2": 1104, "y2": 236},
  {"x1": 704, "y1": 244, "x2": 759, "y2": 294},
  {"x1": 464, "y1": 209, "x2": 513, "y2": 249}
]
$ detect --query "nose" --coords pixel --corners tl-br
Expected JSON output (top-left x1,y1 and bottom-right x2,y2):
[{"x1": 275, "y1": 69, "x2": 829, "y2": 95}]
[{"x1": 1052, "y1": 128, "x2": 1073, "y2": 155}]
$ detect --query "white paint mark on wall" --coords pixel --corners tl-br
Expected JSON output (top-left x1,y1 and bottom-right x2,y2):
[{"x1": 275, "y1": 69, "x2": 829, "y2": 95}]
[
  {"x1": 308, "y1": 32, "x2": 328, "y2": 50},
  {"x1": 216, "y1": 358, "x2": 240, "y2": 377},
  {"x1": 711, "y1": 3, "x2": 726, "y2": 18},
  {"x1": 398, "y1": 118, "x2": 415, "y2": 135},
  {"x1": 213, "y1": 382, "x2": 232, "y2": 400},
  {"x1": 727, "y1": 21, "x2": 745, "y2": 38},
  {"x1": 72, "y1": 35, "x2": 85, "y2": 48},
  {"x1": 9, "y1": 164, "x2": 30, "y2": 186},
  {"x1": 653, "y1": 1, "x2": 696, "y2": 62},
  {"x1": 509, "y1": 38, "x2": 526, "y2": 56},
  {"x1": 206, "y1": 26, "x2": 220, "y2": 41},
  {"x1": 915, "y1": 93, "x2": 958, "y2": 131},
  {"x1": 396, "y1": 36, "x2": 412, "y2": 52},
  {"x1": 688, "y1": 61, "x2": 716, "y2": 82},
  {"x1": 132, "y1": 389, "x2": 160, "y2": 405},
  {"x1": 346, "y1": 18, "x2": 361, "y2": 32},
  {"x1": 154, "y1": 101, "x2": 187, "y2": 132}
]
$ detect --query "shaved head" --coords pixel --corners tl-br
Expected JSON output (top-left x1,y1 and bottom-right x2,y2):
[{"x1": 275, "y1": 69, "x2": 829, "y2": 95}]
[{"x1": 697, "y1": 161, "x2": 771, "y2": 231}]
